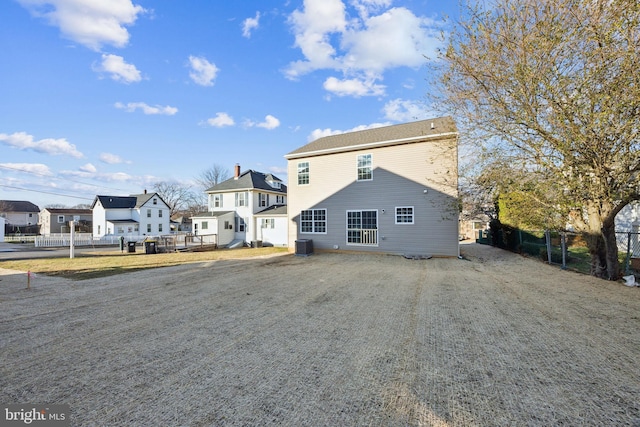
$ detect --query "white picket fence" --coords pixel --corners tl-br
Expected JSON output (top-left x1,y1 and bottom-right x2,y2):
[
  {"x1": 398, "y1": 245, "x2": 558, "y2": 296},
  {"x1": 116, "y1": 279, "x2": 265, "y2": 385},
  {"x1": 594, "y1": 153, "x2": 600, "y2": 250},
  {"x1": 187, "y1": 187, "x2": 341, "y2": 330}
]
[{"x1": 34, "y1": 234, "x2": 135, "y2": 248}]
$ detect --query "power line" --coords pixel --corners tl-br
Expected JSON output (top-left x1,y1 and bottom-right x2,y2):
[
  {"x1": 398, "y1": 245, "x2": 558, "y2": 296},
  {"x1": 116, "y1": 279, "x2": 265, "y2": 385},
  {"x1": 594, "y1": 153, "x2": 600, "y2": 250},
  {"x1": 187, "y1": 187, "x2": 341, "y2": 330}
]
[
  {"x1": 0, "y1": 164, "x2": 131, "y2": 193},
  {"x1": 0, "y1": 184, "x2": 94, "y2": 201}
]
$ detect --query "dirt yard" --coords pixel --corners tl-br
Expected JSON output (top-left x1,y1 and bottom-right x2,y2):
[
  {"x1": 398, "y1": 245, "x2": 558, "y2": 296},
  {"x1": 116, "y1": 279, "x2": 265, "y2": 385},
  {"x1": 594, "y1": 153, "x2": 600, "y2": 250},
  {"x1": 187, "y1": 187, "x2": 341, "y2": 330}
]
[{"x1": 1, "y1": 243, "x2": 639, "y2": 426}]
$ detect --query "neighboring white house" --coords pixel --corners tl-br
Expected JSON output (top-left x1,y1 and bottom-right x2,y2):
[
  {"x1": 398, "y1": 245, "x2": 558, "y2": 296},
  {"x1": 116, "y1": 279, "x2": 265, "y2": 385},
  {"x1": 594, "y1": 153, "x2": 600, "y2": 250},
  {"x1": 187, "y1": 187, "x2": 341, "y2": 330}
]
[
  {"x1": 191, "y1": 165, "x2": 288, "y2": 247},
  {"x1": 285, "y1": 117, "x2": 459, "y2": 257},
  {"x1": 39, "y1": 208, "x2": 92, "y2": 235},
  {"x1": 91, "y1": 191, "x2": 171, "y2": 239},
  {"x1": 0, "y1": 200, "x2": 40, "y2": 234},
  {"x1": 616, "y1": 202, "x2": 640, "y2": 257},
  {"x1": 254, "y1": 205, "x2": 288, "y2": 247}
]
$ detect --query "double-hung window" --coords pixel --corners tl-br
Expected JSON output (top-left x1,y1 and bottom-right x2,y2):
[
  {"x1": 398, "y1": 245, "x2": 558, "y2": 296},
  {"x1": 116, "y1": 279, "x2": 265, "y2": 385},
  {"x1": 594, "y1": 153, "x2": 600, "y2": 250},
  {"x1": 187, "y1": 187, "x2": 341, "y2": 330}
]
[
  {"x1": 259, "y1": 193, "x2": 269, "y2": 207},
  {"x1": 147, "y1": 209, "x2": 151, "y2": 218},
  {"x1": 213, "y1": 194, "x2": 223, "y2": 208},
  {"x1": 261, "y1": 218, "x2": 275, "y2": 229},
  {"x1": 298, "y1": 162, "x2": 310, "y2": 185},
  {"x1": 235, "y1": 192, "x2": 248, "y2": 207},
  {"x1": 276, "y1": 195, "x2": 285, "y2": 204},
  {"x1": 357, "y1": 154, "x2": 372, "y2": 181},
  {"x1": 395, "y1": 207, "x2": 414, "y2": 224},
  {"x1": 300, "y1": 209, "x2": 326, "y2": 233},
  {"x1": 57, "y1": 215, "x2": 65, "y2": 223}
]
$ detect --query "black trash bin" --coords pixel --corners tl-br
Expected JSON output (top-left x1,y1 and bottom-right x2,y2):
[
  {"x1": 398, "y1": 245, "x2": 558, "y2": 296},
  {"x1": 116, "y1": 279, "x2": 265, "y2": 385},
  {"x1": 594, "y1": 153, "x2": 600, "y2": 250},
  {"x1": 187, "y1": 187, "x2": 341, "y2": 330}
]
[
  {"x1": 144, "y1": 240, "x2": 157, "y2": 254},
  {"x1": 127, "y1": 241, "x2": 136, "y2": 253},
  {"x1": 295, "y1": 239, "x2": 313, "y2": 256}
]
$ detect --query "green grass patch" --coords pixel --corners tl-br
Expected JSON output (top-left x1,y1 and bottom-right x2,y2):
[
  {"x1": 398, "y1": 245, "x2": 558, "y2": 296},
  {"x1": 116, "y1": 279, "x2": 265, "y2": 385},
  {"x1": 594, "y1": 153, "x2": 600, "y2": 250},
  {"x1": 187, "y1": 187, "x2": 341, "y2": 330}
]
[{"x1": 0, "y1": 247, "x2": 289, "y2": 280}]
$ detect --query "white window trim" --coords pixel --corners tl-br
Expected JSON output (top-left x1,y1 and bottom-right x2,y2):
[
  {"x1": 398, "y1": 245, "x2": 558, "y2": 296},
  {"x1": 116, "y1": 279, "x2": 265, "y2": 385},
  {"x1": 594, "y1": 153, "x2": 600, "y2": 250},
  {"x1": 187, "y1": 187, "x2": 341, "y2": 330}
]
[
  {"x1": 356, "y1": 153, "x2": 373, "y2": 182},
  {"x1": 299, "y1": 209, "x2": 327, "y2": 234},
  {"x1": 395, "y1": 206, "x2": 415, "y2": 225},
  {"x1": 346, "y1": 209, "x2": 379, "y2": 246},
  {"x1": 297, "y1": 161, "x2": 310, "y2": 186}
]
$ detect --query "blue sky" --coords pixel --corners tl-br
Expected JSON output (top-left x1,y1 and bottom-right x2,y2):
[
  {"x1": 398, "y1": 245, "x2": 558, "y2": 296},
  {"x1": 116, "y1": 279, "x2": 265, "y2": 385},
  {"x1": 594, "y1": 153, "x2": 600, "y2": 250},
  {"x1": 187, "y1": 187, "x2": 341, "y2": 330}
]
[{"x1": 0, "y1": 0, "x2": 457, "y2": 208}]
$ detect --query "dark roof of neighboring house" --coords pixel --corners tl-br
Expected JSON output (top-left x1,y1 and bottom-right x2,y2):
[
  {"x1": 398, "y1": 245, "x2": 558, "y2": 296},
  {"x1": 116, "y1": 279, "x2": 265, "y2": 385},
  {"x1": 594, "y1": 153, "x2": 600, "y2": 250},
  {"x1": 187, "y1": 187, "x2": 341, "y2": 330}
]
[
  {"x1": 191, "y1": 211, "x2": 234, "y2": 218},
  {"x1": 0, "y1": 200, "x2": 40, "y2": 212},
  {"x1": 206, "y1": 170, "x2": 287, "y2": 194},
  {"x1": 106, "y1": 219, "x2": 140, "y2": 224},
  {"x1": 42, "y1": 208, "x2": 92, "y2": 215},
  {"x1": 255, "y1": 205, "x2": 287, "y2": 216},
  {"x1": 285, "y1": 117, "x2": 458, "y2": 159},
  {"x1": 93, "y1": 195, "x2": 137, "y2": 209},
  {"x1": 92, "y1": 192, "x2": 168, "y2": 209}
]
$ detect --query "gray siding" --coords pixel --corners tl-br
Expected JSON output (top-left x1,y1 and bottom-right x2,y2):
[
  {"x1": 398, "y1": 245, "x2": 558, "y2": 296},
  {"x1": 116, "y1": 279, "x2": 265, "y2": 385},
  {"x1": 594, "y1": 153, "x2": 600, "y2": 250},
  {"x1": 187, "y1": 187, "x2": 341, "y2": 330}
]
[{"x1": 287, "y1": 136, "x2": 458, "y2": 256}]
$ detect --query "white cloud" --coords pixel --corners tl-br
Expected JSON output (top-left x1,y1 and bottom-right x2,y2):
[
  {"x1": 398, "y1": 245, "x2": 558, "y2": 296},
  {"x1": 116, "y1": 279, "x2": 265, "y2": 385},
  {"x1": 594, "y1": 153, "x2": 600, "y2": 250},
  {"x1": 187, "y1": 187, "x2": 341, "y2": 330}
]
[
  {"x1": 0, "y1": 132, "x2": 83, "y2": 158},
  {"x1": 94, "y1": 54, "x2": 142, "y2": 83},
  {"x1": 99, "y1": 152, "x2": 125, "y2": 164},
  {"x1": 205, "y1": 112, "x2": 235, "y2": 128},
  {"x1": 115, "y1": 102, "x2": 178, "y2": 115},
  {"x1": 205, "y1": 113, "x2": 236, "y2": 128},
  {"x1": 17, "y1": 0, "x2": 146, "y2": 51},
  {"x1": 188, "y1": 56, "x2": 219, "y2": 86},
  {"x1": 323, "y1": 75, "x2": 385, "y2": 97},
  {"x1": 383, "y1": 98, "x2": 435, "y2": 121},
  {"x1": 341, "y1": 8, "x2": 440, "y2": 71},
  {"x1": 245, "y1": 115, "x2": 281, "y2": 130},
  {"x1": 242, "y1": 11, "x2": 260, "y2": 38},
  {"x1": 256, "y1": 115, "x2": 280, "y2": 130},
  {"x1": 0, "y1": 162, "x2": 53, "y2": 176},
  {"x1": 286, "y1": 0, "x2": 346, "y2": 79},
  {"x1": 285, "y1": 1, "x2": 443, "y2": 97},
  {"x1": 79, "y1": 163, "x2": 97, "y2": 173},
  {"x1": 103, "y1": 172, "x2": 132, "y2": 181},
  {"x1": 308, "y1": 121, "x2": 390, "y2": 142}
]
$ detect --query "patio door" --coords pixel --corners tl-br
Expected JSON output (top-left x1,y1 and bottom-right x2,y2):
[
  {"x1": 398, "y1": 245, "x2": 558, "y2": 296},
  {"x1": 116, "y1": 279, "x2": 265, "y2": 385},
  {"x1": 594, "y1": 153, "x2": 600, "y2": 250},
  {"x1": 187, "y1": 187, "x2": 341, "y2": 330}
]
[{"x1": 346, "y1": 210, "x2": 378, "y2": 246}]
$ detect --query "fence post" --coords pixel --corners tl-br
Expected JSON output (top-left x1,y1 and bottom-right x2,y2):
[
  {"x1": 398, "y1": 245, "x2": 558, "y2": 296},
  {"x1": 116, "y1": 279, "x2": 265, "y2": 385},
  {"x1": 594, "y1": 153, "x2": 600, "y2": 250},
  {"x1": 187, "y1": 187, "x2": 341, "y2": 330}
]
[
  {"x1": 625, "y1": 232, "x2": 632, "y2": 274},
  {"x1": 561, "y1": 232, "x2": 567, "y2": 270},
  {"x1": 545, "y1": 230, "x2": 552, "y2": 264}
]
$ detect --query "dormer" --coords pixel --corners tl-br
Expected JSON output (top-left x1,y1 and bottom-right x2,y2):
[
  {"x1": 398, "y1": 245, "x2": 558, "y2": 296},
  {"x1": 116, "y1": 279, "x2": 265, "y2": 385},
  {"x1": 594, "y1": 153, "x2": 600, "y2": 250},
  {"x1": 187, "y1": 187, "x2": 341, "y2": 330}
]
[{"x1": 265, "y1": 174, "x2": 283, "y2": 189}]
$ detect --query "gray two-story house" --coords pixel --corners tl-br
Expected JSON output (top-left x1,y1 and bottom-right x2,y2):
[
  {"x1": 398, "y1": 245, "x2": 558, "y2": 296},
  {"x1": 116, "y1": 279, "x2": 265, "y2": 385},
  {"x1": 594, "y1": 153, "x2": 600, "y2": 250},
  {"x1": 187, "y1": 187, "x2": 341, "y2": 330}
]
[{"x1": 285, "y1": 117, "x2": 459, "y2": 257}]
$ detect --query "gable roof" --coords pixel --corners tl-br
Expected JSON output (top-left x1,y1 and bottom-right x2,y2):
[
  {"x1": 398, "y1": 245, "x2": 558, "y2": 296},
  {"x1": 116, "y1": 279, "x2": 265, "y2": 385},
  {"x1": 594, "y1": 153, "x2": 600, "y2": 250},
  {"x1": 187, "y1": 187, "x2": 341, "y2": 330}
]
[
  {"x1": 92, "y1": 192, "x2": 170, "y2": 209},
  {"x1": 0, "y1": 200, "x2": 40, "y2": 213},
  {"x1": 285, "y1": 117, "x2": 458, "y2": 159},
  {"x1": 130, "y1": 192, "x2": 170, "y2": 209},
  {"x1": 93, "y1": 195, "x2": 137, "y2": 209},
  {"x1": 206, "y1": 170, "x2": 287, "y2": 194},
  {"x1": 254, "y1": 205, "x2": 287, "y2": 216}
]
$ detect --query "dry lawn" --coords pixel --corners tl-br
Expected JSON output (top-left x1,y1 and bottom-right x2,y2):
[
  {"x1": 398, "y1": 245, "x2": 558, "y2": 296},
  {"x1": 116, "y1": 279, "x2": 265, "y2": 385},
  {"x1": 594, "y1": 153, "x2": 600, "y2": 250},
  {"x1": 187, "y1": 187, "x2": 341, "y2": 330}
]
[{"x1": 1, "y1": 243, "x2": 639, "y2": 426}]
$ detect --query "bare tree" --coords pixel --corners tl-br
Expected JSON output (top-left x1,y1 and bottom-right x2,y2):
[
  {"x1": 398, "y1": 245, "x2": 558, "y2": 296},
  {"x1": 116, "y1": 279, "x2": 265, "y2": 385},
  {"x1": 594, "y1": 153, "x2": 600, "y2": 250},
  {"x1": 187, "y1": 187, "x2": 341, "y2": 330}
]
[
  {"x1": 152, "y1": 181, "x2": 197, "y2": 217},
  {"x1": 196, "y1": 164, "x2": 230, "y2": 191},
  {"x1": 434, "y1": 0, "x2": 640, "y2": 279}
]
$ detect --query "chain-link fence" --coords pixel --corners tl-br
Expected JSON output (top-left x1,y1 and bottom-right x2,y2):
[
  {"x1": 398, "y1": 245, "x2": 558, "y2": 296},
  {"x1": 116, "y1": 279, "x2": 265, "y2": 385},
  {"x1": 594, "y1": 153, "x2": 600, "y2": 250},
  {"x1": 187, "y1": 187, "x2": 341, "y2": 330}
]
[{"x1": 478, "y1": 228, "x2": 640, "y2": 275}]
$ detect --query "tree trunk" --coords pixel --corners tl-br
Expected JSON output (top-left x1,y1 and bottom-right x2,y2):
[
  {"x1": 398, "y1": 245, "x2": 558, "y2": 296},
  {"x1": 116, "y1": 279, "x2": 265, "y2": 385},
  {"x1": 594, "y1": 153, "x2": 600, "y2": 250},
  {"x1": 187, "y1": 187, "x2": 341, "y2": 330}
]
[
  {"x1": 584, "y1": 232, "x2": 608, "y2": 278},
  {"x1": 601, "y1": 221, "x2": 621, "y2": 280}
]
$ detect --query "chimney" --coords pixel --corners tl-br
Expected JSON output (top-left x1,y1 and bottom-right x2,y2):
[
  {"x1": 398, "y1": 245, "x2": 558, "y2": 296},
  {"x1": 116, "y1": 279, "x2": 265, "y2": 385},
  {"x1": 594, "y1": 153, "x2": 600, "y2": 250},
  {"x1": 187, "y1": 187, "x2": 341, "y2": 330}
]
[
  {"x1": 234, "y1": 163, "x2": 241, "y2": 179},
  {"x1": 430, "y1": 122, "x2": 435, "y2": 130},
  {"x1": 144, "y1": 189, "x2": 147, "y2": 194}
]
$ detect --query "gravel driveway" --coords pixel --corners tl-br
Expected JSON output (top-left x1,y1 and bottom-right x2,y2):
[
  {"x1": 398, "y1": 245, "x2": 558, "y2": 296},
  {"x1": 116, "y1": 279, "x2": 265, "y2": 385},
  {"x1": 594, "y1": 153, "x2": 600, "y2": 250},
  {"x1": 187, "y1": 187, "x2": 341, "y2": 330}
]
[{"x1": 1, "y1": 243, "x2": 639, "y2": 426}]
